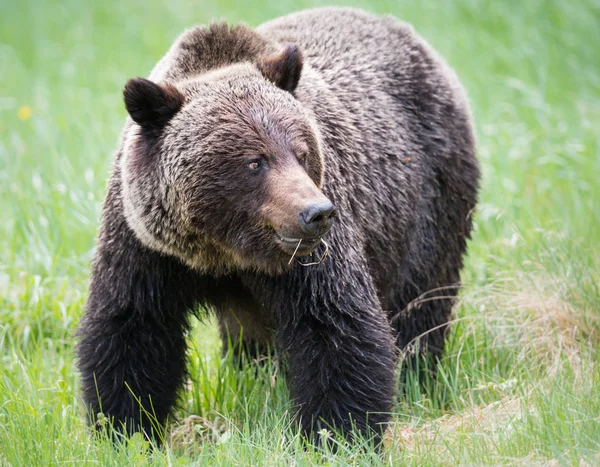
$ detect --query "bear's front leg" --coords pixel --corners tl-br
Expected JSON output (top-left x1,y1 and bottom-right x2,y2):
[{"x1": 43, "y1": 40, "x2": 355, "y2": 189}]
[
  {"x1": 77, "y1": 221, "x2": 201, "y2": 439},
  {"x1": 260, "y1": 250, "x2": 397, "y2": 443}
]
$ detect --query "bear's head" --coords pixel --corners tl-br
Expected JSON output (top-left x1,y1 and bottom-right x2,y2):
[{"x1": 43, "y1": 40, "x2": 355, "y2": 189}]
[{"x1": 120, "y1": 45, "x2": 336, "y2": 274}]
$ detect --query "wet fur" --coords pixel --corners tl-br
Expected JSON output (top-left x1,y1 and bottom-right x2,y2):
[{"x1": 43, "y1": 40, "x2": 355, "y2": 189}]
[{"x1": 77, "y1": 7, "x2": 479, "y2": 444}]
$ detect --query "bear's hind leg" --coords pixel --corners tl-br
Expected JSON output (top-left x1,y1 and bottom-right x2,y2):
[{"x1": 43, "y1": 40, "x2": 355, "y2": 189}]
[
  {"x1": 390, "y1": 279, "x2": 459, "y2": 389},
  {"x1": 216, "y1": 293, "x2": 276, "y2": 368}
]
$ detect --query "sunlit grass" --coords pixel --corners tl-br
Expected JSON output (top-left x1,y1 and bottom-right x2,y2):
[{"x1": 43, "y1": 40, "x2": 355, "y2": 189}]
[{"x1": 1, "y1": 0, "x2": 599, "y2": 464}]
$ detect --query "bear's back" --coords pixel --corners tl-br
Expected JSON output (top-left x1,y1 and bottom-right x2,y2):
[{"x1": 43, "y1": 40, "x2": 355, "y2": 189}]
[
  {"x1": 258, "y1": 7, "x2": 418, "y2": 83},
  {"x1": 257, "y1": 8, "x2": 466, "y2": 109}
]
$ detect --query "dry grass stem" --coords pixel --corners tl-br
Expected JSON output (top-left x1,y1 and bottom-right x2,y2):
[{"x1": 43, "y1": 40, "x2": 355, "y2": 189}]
[
  {"x1": 297, "y1": 238, "x2": 330, "y2": 267},
  {"x1": 287, "y1": 239, "x2": 303, "y2": 265}
]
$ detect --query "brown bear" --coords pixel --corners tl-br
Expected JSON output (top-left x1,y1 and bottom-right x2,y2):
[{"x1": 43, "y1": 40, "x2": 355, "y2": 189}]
[{"x1": 77, "y1": 7, "x2": 479, "y2": 444}]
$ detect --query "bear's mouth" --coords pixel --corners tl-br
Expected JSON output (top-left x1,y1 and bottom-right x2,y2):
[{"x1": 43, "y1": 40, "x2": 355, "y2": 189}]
[{"x1": 274, "y1": 232, "x2": 322, "y2": 257}]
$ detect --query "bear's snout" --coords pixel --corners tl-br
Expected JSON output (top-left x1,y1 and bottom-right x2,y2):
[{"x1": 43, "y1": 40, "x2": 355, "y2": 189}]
[{"x1": 298, "y1": 200, "x2": 336, "y2": 238}]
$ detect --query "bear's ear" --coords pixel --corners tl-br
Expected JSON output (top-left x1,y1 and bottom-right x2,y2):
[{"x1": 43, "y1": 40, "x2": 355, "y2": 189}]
[
  {"x1": 257, "y1": 44, "x2": 303, "y2": 93},
  {"x1": 123, "y1": 78, "x2": 185, "y2": 130}
]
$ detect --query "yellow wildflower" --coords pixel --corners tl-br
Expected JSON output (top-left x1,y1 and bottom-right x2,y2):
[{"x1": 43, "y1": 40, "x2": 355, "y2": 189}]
[{"x1": 17, "y1": 105, "x2": 32, "y2": 121}]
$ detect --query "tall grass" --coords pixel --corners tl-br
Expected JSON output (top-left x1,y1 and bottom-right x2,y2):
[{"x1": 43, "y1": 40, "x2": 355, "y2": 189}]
[{"x1": 1, "y1": 0, "x2": 599, "y2": 464}]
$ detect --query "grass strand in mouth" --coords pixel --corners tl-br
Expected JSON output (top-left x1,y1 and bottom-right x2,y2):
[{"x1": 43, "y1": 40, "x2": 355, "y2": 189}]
[
  {"x1": 297, "y1": 238, "x2": 330, "y2": 267},
  {"x1": 287, "y1": 238, "x2": 303, "y2": 265}
]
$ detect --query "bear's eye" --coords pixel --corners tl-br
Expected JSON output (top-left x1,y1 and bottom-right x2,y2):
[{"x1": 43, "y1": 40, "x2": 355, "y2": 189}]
[{"x1": 248, "y1": 159, "x2": 263, "y2": 171}]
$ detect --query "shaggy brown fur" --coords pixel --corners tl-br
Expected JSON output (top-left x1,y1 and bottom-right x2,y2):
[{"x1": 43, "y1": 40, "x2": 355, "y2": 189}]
[{"x1": 77, "y1": 7, "x2": 479, "y2": 445}]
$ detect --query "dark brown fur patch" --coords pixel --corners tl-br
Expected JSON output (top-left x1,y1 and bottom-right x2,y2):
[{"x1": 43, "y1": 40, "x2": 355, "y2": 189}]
[
  {"x1": 123, "y1": 78, "x2": 185, "y2": 130},
  {"x1": 158, "y1": 22, "x2": 271, "y2": 81},
  {"x1": 257, "y1": 44, "x2": 303, "y2": 93}
]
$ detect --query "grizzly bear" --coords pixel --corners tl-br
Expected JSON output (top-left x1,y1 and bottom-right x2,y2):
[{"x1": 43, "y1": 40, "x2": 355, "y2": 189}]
[{"x1": 77, "y1": 7, "x2": 479, "y2": 444}]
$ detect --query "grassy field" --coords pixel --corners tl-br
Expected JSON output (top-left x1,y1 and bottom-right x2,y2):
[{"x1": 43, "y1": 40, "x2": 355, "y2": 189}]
[{"x1": 1, "y1": 0, "x2": 599, "y2": 464}]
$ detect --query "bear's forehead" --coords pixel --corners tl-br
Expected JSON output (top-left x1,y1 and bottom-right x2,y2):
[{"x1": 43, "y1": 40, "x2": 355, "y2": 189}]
[
  {"x1": 161, "y1": 109, "x2": 309, "y2": 162},
  {"x1": 166, "y1": 91, "x2": 309, "y2": 148},
  {"x1": 180, "y1": 67, "x2": 280, "y2": 101}
]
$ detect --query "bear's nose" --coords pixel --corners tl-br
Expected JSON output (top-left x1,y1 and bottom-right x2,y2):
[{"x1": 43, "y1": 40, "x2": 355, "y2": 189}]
[{"x1": 299, "y1": 200, "x2": 337, "y2": 237}]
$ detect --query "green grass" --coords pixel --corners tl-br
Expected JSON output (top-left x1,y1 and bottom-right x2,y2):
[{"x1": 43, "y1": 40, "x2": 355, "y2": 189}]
[{"x1": 1, "y1": 0, "x2": 599, "y2": 464}]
